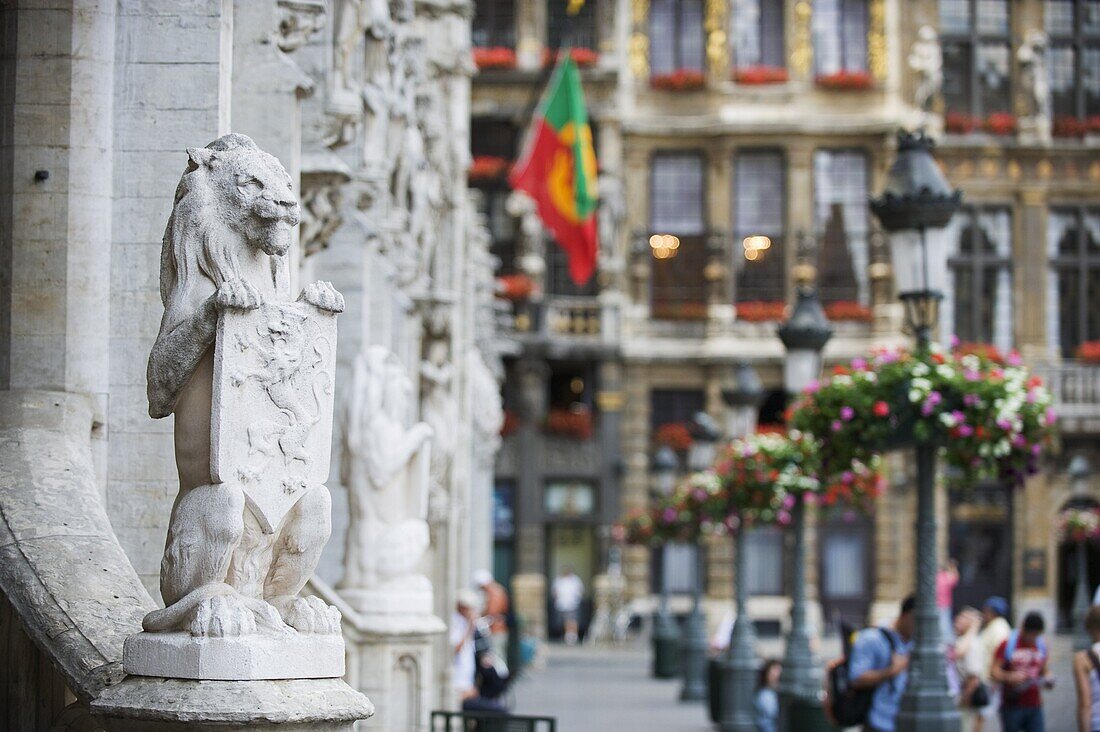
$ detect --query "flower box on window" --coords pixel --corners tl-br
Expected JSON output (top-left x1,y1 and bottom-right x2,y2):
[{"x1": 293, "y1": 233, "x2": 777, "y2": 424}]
[
  {"x1": 649, "y1": 68, "x2": 707, "y2": 92},
  {"x1": 545, "y1": 407, "x2": 594, "y2": 440},
  {"x1": 655, "y1": 422, "x2": 694, "y2": 451},
  {"x1": 736, "y1": 300, "x2": 787, "y2": 322},
  {"x1": 543, "y1": 47, "x2": 600, "y2": 68},
  {"x1": 495, "y1": 273, "x2": 536, "y2": 301},
  {"x1": 1088, "y1": 116, "x2": 1100, "y2": 134},
  {"x1": 473, "y1": 47, "x2": 517, "y2": 70},
  {"x1": 1054, "y1": 116, "x2": 1088, "y2": 138},
  {"x1": 651, "y1": 301, "x2": 709, "y2": 320},
  {"x1": 945, "y1": 111, "x2": 981, "y2": 134},
  {"x1": 732, "y1": 65, "x2": 789, "y2": 85},
  {"x1": 983, "y1": 112, "x2": 1017, "y2": 136},
  {"x1": 814, "y1": 70, "x2": 873, "y2": 91},
  {"x1": 468, "y1": 155, "x2": 511, "y2": 182},
  {"x1": 824, "y1": 300, "x2": 873, "y2": 322},
  {"x1": 1076, "y1": 340, "x2": 1100, "y2": 364}
]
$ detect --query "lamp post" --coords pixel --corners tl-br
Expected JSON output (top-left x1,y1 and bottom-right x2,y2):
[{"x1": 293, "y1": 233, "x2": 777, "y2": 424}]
[
  {"x1": 1070, "y1": 455, "x2": 1093, "y2": 651},
  {"x1": 651, "y1": 445, "x2": 682, "y2": 679},
  {"x1": 679, "y1": 412, "x2": 722, "y2": 701},
  {"x1": 776, "y1": 287, "x2": 833, "y2": 722},
  {"x1": 870, "y1": 130, "x2": 963, "y2": 732},
  {"x1": 720, "y1": 361, "x2": 764, "y2": 732}
]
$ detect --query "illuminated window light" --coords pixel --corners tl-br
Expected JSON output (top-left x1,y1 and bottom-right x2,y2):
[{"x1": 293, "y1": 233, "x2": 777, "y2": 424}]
[{"x1": 650, "y1": 233, "x2": 680, "y2": 259}]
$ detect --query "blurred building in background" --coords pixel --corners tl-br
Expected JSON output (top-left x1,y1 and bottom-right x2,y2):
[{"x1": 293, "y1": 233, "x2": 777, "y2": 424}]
[{"x1": 472, "y1": 0, "x2": 1100, "y2": 639}]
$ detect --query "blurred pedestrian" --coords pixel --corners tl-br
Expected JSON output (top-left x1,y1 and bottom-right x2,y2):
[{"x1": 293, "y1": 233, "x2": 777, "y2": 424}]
[
  {"x1": 474, "y1": 569, "x2": 510, "y2": 658},
  {"x1": 755, "y1": 659, "x2": 781, "y2": 732},
  {"x1": 974, "y1": 596, "x2": 1013, "y2": 731},
  {"x1": 1073, "y1": 605, "x2": 1100, "y2": 732},
  {"x1": 849, "y1": 594, "x2": 915, "y2": 732},
  {"x1": 991, "y1": 611, "x2": 1052, "y2": 732},
  {"x1": 938, "y1": 559, "x2": 960, "y2": 641},
  {"x1": 552, "y1": 566, "x2": 584, "y2": 645},
  {"x1": 451, "y1": 589, "x2": 481, "y2": 703},
  {"x1": 952, "y1": 607, "x2": 988, "y2": 730}
]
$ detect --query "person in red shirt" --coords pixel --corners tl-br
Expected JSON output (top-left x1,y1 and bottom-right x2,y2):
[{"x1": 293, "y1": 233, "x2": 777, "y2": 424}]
[{"x1": 990, "y1": 612, "x2": 1053, "y2": 732}]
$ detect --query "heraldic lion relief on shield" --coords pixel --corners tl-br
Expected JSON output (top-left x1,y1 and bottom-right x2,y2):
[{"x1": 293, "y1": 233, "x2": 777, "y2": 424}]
[{"x1": 140, "y1": 133, "x2": 345, "y2": 644}]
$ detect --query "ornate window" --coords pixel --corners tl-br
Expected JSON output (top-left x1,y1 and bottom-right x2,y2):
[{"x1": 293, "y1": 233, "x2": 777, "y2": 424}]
[
  {"x1": 733, "y1": 150, "x2": 786, "y2": 304},
  {"x1": 473, "y1": 0, "x2": 516, "y2": 48},
  {"x1": 1045, "y1": 0, "x2": 1100, "y2": 124},
  {"x1": 649, "y1": 0, "x2": 706, "y2": 75},
  {"x1": 813, "y1": 0, "x2": 868, "y2": 75},
  {"x1": 942, "y1": 207, "x2": 1013, "y2": 351},
  {"x1": 730, "y1": 0, "x2": 785, "y2": 70},
  {"x1": 1048, "y1": 207, "x2": 1100, "y2": 358},
  {"x1": 813, "y1": 149, "x2": 869, "y2": 305},
  {"x1": 548, "y1": 0, "x2": 599, "y2": 51},
  {"x1": 939, "y1": 0, "x2": 1012, "y2": 121},
  {"x1": 650, "y1": 153, "x2": 709, "y2": 319}
]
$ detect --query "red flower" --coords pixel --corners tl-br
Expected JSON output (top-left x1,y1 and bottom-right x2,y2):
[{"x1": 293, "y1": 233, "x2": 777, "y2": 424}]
[
  {"x1": 472, "y1": 47, "x2": 517, "y2": 71},
  {"x1": 954, "y1": 342, "x2": 1006, "y2": 365},
  {"x1": 873, "y1": 401, "x2": 890, "y2": 418},
  {"x1": 825, "y1": 300, "x2": 873, "y2": 322},
  {"x1": 1054, "y1": 116, "x2": 1088, "y2": 138},
  {"x1": 814, "y1": 70, "x2": 874, "y2": 91},
  {"x1": 1076, "y1": 341, "x2": 1100, "y2": 364},
  {"x1": 737, "y1": 300, "x2": 787, "y2": 322},
  {"x1": 545, "y1": 407, "x2": 593, "y2": 440},
  {"x1": 649, "y1": 68, "x2": 706, "y2": 92},
  {"x1": 931, "y1": 353, "x2": 946, "y2": 365},
  {"x1": 983, "y1": 113, "x2": 1017, "y2": 136},
  {"x1": 543, "y1": 47, "x2": 600, "y2": 68},
  {"x1": 832, "y1": 365, "x2": 851, "y2": 376},
  {"x1": 945, "y1": 111, "x2": 980, "y2": 134},
  {"x1": 655, "y1": 422, "x2": 694, "y2": 450},
  {"x1": 732, "y1": 65, "x2": 789, "y2": 85},
  {"x1": 495, "y1": 273, "x2": 536, "y2": 301},
  {"x1": 468, "y1": 155, "x2": 511, "y2": 182}
]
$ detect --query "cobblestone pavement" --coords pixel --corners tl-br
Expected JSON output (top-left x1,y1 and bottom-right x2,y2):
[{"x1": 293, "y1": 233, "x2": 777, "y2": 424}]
[{"x1": 510, "y1": 635, "x2": 1080, "y2": 732}]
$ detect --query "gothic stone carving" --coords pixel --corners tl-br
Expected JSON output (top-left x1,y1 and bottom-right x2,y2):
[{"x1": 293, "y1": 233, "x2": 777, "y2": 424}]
[
  {"x1": 128, "y1": 134, "x2": 346, "y2": 680},
  {"x1": 908, "y1": 26, "x2": 942, "y2": 114},
  {"x1": 339, "y1": 346, "x2": 435, "y2": 617},
  {"x1": 1017, "y1": 30, "x2": 1052, "y2": 142}
]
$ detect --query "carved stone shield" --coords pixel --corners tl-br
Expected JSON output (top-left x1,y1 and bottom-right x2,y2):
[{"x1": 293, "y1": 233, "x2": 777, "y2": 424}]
[{"x1": 211, "y1": 302, "x2": 337, "y2": 533}]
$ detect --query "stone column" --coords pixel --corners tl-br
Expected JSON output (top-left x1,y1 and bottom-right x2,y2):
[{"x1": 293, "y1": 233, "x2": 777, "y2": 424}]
[{"x1": 1016, "y1": 188, "x2": 1049, "y2": 360}]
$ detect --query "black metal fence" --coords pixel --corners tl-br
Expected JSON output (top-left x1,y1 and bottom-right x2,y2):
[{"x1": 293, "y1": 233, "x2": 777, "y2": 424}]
[{"x1": 430, "y1": 710, "x2": 557, "y2": 732}]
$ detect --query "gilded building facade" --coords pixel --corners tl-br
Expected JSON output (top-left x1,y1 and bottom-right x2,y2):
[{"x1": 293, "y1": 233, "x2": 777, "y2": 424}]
[{"x1": 472, "y1": 0, "x2": 1100, "y2": 636}]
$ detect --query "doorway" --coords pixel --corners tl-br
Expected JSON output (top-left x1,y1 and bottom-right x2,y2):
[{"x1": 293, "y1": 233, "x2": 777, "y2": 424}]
[
  {"x1": 949, "y1": 485, "x2": 1013, "y2": 616},
  {"x1": 546, "y1": 524, "x2": 596, "y2": 640}
]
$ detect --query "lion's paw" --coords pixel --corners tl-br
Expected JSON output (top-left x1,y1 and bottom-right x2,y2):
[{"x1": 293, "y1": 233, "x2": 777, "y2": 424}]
[
  {"x1": 188, "y1": 594, "x2": 257, "y2": 637},
  {"x1": 273, "y1": 595, "x2": 342, "y2": 635},
  {"x1": 299, "y1": 280, "x2": 345, "y2": 314},
  {"x1": 215, "y1": 278, "x2": 264, "y2": 311}
]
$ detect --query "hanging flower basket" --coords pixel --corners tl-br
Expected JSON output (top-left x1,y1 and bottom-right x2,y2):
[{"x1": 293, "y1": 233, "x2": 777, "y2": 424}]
[
  {"x1": 473, "y1": 47, "x2": 518, "y2": 70},
  {"x1": 814, "y1": 70, "x2": 874, "y2": 91},
  {"x1": 983, "y1": 113, "x2": 1017, "y2": 136},
  {"x1": 545, "y1": 407, "x2": 594, "y2": 440},
  {"x1": 736, "y1": 300, "x2": 787, "y2": 322},
  {"x1": 543, "y1": 47, "x2": 600, "y2": 68},
  {"x1": 649, "y1": 68, "x2": 707, "y2": 91},
  {"x1": 825, "y1": 300, "x2": 873, "y2": 323},
  {"x1": 1057, "y1": 507, "x2": 1100, "y2": 543},
  {"x1": 1076, "y1": 340, "x2": 1100, "y2": 364},
  {"x1": 655, "y1": 422, "x2": 694, "y2": 451},
  {"x1": 1054, "y1": 116, "x2": 1088, "y2": 138},
  {"x1": 468, "y1": 155, "x2": 511, "y2": 182},
  {"x1": 732, "y1": 65, "x2": 789, "y2": 85},
  {"x1": 619, "y1": 471, "x2": 728, "y2": 546},
  {"x1": 495, "y1": 273, "x2": 536, "y2": 301},
  {"x1": 712, "y1": 432, "x2": 819, "y2": 526},
  {"x1": 953, "y1": 341, "x2": 1006, "y2": 365},
  {"x1": 789, "y1": 347, "x2": 1056, "y2": 488},
  {"x1": 945, "y1": 111, "x2": 981, "y2": 134}
]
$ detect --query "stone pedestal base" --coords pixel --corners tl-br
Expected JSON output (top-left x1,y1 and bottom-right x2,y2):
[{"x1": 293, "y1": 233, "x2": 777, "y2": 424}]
[
  {"x1": 123, "y1": 632, "x2": 345, "y2": 680},
  {"x1": 340, "y1": 585, "x2": 433, "y2": 617},
  {"x1": 90, "y1": 676, "x2": 373, "y2": 731},
  {"x1": 345, "y1": 616, "x2": 447, "y2": 732}
]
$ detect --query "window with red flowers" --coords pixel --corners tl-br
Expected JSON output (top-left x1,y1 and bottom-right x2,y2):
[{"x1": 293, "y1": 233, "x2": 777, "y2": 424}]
[
  {"x1": 940, "y1": 0, "x2": 1013, "y2": 129},
  {"x1": 649, "y1": 0, "x2": 706, "y2": 77},
  {"x1": 730, "y1": 0, "x2": 785, "y2": 74},
  {"x1": 1046, "y1": 0, "x2": 1100, "y2": 135},
  {"x1": 473, "y1": 0, "x2": 516, "y2": 49},
  {"x1": 813, "y1": 0, "x2": 868, "y2": 76}
]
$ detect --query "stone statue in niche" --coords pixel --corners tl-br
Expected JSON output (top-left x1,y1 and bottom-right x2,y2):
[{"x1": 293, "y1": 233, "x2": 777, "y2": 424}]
[
  {"x1": 468, "y1": 349, "x2": 504, "y2": 468},
  {"x1": 908, "y1": 25, "x2": 942, "y2": 114},
  {"x1": 129, "y1": 134, "x2": 346, "y2": 680},
  {"x1": 339, "y1": 346, "x2": 435, "y2": 617},
  {"x1": 420, "y1": 310, "x2": 457, "y2": 520},
  {"x1": 333, "y1": 0, "x2": 391, "y2": 103},
  {"x1": 1017, "y1": 30, "x2": 1052, "y2": 141}
]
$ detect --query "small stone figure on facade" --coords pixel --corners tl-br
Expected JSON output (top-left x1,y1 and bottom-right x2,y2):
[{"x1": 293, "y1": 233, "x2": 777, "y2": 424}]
[
  {"x1": 1017, "y1": 30, "x2": 1052, "y2": 142},
  {"x1": 128, "y1": 133, "x2": 346, "y2": 680},
  {"x1": 339, "y1": 346, "x2": 436, "y2": 617},
  {"x1": 908, "y1": 25, "x2": 942, "y2": 115}
]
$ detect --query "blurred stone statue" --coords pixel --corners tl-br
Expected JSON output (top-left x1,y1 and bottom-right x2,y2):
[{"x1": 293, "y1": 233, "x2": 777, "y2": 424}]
[
  {"x1": 128, "y1": 133, "x2": 345, "y2": 680},
  {"x1": 339, "y1": 346, "x2": 435, "y2": 617},
  {"x1": 1018, "y1": 30, "x2": 1052, "y2": 142},
  {"x1": 908, "y1": 26, "x2": 942, "y2": 114}
]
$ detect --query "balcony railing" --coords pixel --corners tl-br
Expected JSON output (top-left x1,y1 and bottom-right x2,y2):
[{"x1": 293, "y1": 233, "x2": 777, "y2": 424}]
[
  {"x1": 1036, "y1": 362, "x2": 1100, "y2": 425},
  {"x1": 500, "y1": 296, "x2": 617, "y2": 346}
]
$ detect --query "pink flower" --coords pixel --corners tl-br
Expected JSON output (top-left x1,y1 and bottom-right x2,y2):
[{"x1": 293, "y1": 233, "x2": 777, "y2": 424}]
[
  {"x1": 852, "y1": 358, "x2": 868, "y2": 371},
  {"x1": 964, "y1": 393, "x2": 980, "y2": 407},
  {"x1": 831, "y1": 420, "x2": 843, "y2": 432},
  {"x1": 841, "y1": 471, "x2": 855, "y2": 485},
  {"x1": 1045, "y1": 408, "x2": 1057, "y2": 426},
  {"x1": 662, "y1": 508, "x2": 677, "y2": 522},
  {"x1": 805, "y1": 379, "x2": 821, "y2": 394},
  {"x1": 950, "y1": 335, "x2": 961, "y2": 348},
  {"x1": 777, "y1": 510, "x2": 791, "y2": 525},
  {"x1": 803, "y1": 492, "x2": 817, "y2": 505},
  {"x1": 782, "y1": 494, "x2": 796, "y2": 509},
  {"x1": 958, "y1": 424, "x2": 974, "y2": 437},
  {"x1": 840, "y1": 406, "x2": 855, "y2": 421},
  {"x1": 1007, "y1": 351, "x2": 1022, "y2": 366}
]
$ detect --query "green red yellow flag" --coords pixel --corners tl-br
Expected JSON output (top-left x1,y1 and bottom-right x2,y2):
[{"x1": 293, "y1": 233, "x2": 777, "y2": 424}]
[{"x1": 510, "y1": 56, "x2": 599, "y2": 286}]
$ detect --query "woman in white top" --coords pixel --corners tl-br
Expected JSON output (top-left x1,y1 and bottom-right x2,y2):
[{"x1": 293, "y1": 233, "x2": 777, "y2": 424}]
[{"x1": 1073, "y1": 605, "x2": 1100, "y2": 732}]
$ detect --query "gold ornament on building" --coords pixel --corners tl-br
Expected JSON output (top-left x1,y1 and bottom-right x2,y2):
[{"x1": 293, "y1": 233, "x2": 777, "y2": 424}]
[
  {"x1": 868, "y1": 0, "x2": 887, "y2": 81},
  {"x1": 980, "y1": 158, "x2": 999, "y2": 179},
  {"x1": 1007, "y1": 160, "x2": 1022, "y2": 180},
  {"x1": 790, "y1": 2, "x2": 813, "y2": 77},
  {"x1": 704, "y1": 0, "x2": 728, "y2": 81},
  {"x1": 630, "y1": 0, "x2": 649, "y2": 79},
  {"x1": 1037, "y1": 159, "x2": 1054, "y2": 180},
  {"x1": 1090, "y1": 162, "x2": 1100, "y2": 182}
]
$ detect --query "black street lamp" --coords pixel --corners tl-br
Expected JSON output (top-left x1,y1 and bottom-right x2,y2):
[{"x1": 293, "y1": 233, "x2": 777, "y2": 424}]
[
  {"x1": 680, "y1": 412, "x2": 722, "y2": 701},
  {"x1": 776, "y1": 287, "x2": 833, "y2": 721},
  {"x1": 720, "y1": 361, "x2": 765, "y2": 732},
  {"x1": 651, "y1": 445, "x2": 682, "y2": 679},
  {"x1": 1070, "y1": 455, "x2": 1093, "y2": 651},
  {"x1": 870, "y1": 130, "x2": 962, "y2": 732}
]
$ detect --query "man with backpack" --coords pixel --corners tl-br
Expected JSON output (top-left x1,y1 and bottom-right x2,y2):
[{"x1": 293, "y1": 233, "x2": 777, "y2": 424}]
[
  {"x1": 845, "y1": 595, "x2": 915, "y2": 732},
  {"x1": 991, "y1": 611, "x2": 1053, "y2": 732}
]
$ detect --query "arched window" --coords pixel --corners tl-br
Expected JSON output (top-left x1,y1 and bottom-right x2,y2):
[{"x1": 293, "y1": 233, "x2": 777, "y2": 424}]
[{"x1": 943, "y1": 207, "x2": 1013, "y2": 351}]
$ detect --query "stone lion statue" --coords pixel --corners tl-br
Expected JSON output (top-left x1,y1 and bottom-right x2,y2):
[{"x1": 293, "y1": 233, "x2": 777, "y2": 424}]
[{"x1": 144, "y1": 133, "x2": 345, "y2": 637}]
